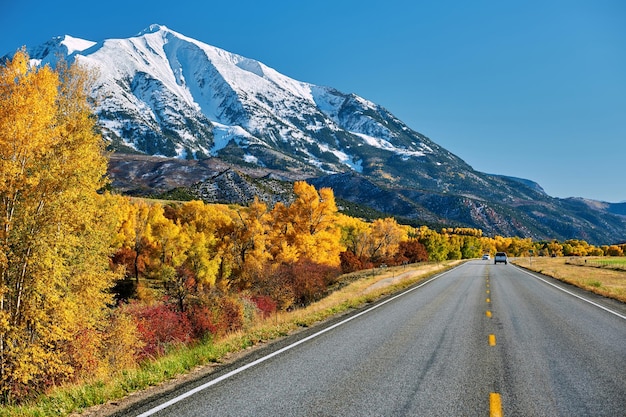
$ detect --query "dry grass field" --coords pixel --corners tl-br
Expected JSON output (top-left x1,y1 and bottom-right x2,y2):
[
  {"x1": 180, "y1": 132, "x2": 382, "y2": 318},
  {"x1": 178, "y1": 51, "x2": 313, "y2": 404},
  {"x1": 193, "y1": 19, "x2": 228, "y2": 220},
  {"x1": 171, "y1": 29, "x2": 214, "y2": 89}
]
[{"x1": 512, "y1": 257, "x2": 626, "y2": 303}]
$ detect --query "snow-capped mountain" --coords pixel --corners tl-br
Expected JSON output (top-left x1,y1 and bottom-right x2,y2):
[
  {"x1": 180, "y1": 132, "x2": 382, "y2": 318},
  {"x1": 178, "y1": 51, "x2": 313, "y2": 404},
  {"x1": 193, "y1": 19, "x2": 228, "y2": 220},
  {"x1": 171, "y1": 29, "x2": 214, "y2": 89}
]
[
  {"x1": 29, "y1": 25, "x2": 473, "y2": 185},
  {"x1": 20, "y1": 25, "x2": 626, "y2": 244}
]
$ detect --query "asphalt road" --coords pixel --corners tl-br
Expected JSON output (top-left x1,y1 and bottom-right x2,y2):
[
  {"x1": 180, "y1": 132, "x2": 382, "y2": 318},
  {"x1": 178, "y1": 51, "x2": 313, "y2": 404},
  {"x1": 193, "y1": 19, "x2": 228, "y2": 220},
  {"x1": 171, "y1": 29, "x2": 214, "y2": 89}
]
[{"x1": 123, "y1": 261, "x2": 626, "y2": 417}]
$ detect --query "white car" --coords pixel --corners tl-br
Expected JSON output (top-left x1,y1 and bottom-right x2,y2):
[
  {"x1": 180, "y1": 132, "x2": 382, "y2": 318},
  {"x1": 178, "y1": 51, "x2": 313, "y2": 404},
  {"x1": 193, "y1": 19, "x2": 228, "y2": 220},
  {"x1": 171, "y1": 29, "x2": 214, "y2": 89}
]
[
  {"x1": 494, "y1": 252, "x2": 508, "y2": 264},
  {"x1": 482, "y1": 254, "x2": 490, "y2": 260}
]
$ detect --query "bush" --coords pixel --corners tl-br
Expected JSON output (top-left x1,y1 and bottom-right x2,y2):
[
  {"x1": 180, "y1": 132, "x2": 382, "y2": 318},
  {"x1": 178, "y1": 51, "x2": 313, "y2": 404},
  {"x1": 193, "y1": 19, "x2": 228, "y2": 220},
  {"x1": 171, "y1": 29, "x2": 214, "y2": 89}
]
[
  {"x1": 66, "y1": 328, "x2": 104, "y2": 381},
  {"x1": 395, "y1": 239, "x2": 429, "y2": 264},
  {"x1": 185, "y1": 303, "x2": 218, "y2": 340},
  {"x1": 287, "y1": 259, "x2": 340, "y2": 307},
  {"x1": 216, "y1": 296, "x2": 245, "y2": 335},
  {"x1": 125, "y1": 301, "x2": 193, "y2": 360},
  {"x1": 251, "y1": 295, "x2": 277, "y2": 318},
  {"x1": 340, "y1": 250, "x2": 363, "y2": 273},
  {"x1": 103, "y1": 310, "x2": 143, "y2": 372}
]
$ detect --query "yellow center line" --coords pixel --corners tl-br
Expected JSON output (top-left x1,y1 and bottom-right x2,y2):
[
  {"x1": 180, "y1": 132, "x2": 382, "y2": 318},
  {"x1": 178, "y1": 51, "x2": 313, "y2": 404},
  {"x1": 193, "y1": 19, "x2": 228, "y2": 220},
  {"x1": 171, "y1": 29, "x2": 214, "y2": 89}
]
[
  {"x1": 486, "y1": 290, "x2": 490, "y2": 294},
  {"x1": 486, "y1": 298, "x2": 491, "y2": 303},
  {"x1": 490, "y1": 392, "x2": 503, "y2": 417},
  {"x1": 486, "y1": 310, "x2": 492, "y2": 318},
  {"x1": 489, "y1": 334, "x2": 496, "y2": 346}
]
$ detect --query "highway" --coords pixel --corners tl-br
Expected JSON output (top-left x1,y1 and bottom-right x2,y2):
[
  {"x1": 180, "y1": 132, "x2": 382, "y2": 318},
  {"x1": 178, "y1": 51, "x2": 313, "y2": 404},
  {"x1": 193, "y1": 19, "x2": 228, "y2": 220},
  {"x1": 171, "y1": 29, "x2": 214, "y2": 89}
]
[{"x1": 122, "y1": 261, "x2": 626, "y2": 416}]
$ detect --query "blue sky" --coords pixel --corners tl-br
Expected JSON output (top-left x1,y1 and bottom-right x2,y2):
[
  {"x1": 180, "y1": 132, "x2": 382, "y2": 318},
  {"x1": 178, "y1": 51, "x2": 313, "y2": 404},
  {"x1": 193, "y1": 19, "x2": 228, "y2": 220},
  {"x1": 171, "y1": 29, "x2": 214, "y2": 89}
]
[{"x1": 2, "y1": 0, "x2": 625, "y2": 202}]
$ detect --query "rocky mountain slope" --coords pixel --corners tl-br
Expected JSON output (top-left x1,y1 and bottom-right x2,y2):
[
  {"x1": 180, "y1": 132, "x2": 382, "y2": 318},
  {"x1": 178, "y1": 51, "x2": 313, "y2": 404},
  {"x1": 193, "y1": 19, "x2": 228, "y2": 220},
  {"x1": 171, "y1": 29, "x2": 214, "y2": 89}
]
[{"x1": 22, "y1": 24, "x2": 626, "y2": 245}]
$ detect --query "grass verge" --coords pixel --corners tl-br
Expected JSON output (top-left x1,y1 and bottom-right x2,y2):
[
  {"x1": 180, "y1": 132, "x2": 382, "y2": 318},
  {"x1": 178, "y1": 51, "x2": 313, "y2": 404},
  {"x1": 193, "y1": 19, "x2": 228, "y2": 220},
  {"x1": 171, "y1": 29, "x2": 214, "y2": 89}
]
[{"x1": 512, "y1": 256, "x2": 626, "y2": 303}]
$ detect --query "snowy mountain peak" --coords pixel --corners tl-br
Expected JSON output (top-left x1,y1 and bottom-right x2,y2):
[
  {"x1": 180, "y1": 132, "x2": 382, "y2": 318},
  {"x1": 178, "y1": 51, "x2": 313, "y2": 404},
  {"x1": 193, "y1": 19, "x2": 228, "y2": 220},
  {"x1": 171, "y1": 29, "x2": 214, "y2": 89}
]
[
  {"x1": 60, "y1": 35, "x2": 96, "y2": 55},
  {"x1": 26, "y1": 25, "x2": 465, "y2": 180},
  {"x1": 139, "y1": 23, "x2": 170, "y2": 36}
]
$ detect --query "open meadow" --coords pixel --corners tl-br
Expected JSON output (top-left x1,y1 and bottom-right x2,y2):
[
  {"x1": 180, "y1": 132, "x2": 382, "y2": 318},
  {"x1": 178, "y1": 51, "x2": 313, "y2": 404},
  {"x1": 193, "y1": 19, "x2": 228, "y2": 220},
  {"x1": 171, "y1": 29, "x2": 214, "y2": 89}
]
[{"x1": 512, "y1": 256, "x2": 626, "y2": 303}]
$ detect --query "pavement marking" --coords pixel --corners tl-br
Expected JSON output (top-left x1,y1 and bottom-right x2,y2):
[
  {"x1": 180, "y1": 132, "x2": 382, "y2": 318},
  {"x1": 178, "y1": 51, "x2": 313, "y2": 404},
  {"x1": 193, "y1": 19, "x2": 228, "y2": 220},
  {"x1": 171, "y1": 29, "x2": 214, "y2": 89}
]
[
  {"x1": 514, "y1": 265, "x2": 626, "y2": 320},
  {"x1": 489, "y1": 334, "x2": 496, "y2": 346},
  {"x1": 135, "y1": 265, "x2": 463, "y2": 416},
  {"x1": 486, "y1": 298, "x2": 491, "y2": 303},
  {"x1": 486, "y1": 289, "x2": 490, "y2": 294},
  {"x1": 486, "y1": 310, "x2": 492, "y2": 318},
  {"x1": 490, "y1": 392, "x2": 503, "y2": 417}
]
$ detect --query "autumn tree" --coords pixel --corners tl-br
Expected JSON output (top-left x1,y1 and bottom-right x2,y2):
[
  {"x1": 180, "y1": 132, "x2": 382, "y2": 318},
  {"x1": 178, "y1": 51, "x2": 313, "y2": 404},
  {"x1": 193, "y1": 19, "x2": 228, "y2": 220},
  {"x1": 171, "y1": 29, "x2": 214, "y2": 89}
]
[
  {"x1": 337, "y1": 214, "x2": 372, "y2": 260},
  {"x1": 416, "y1": 227, "x2": 449, "y2": 262},
  {"x1": 395, "y1": 239, "x2": 429, "y2": 264},
  {"x1": 0, "y1": 52, "x2": 119, "y2": 400},
  {"x1": 605, "y1": 245, "x2": 624, "y2": 256},
  {"x1": 365, "y1": 218, "x2": 405, "y2": 264},
  {"x1": 224, "y1": 198, "x2": 272, "y2": 291},
  {"x1": 459, "y1": 235, "x2": 482, "y2": 259},
  {"x1": 269, "y1": 182, "x2": 343, "y2": 267}
]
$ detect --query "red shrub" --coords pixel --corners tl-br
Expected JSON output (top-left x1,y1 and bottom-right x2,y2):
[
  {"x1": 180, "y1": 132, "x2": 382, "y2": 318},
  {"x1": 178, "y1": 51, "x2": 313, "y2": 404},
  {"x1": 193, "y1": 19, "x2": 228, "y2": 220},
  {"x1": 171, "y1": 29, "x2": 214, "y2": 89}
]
[
  {"x1": 397, "y1": 239, "x2": 429, "y2": 263},
  {"x1": 287, "y1": 259, "x2": 340, "y2": 306},
  {"x1": 186, "y1": 295, "x2": 246, "y2": 338},
  {"x1": 251, "y1": 295, "x2": 277, "y2": 318},
  {"x1": 125, "y1": 301, "x2": 193, "y2": 360},
  {"x1": 66, "y1": 327, "x2": 103, "y2": 380},
  {"x1": 185, "y1": 303, "x2": 218, "y2": 340},
  {"x1": 340, "y1": 250, "x2": 363, "y2": 273},
  {"x1": 217, "y1": 297, "x2": 245, "y2": 335}
]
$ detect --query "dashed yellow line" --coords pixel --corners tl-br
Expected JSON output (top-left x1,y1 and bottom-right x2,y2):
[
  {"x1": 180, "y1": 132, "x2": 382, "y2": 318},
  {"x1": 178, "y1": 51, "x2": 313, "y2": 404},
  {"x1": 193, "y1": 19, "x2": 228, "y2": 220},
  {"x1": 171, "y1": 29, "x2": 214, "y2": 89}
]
[
  {"x1": 490, "y1": 392, "x2": 503, "y2": 417},
  {"x1": 486, "y1": 272, "x2": 502, "y2": 416}
]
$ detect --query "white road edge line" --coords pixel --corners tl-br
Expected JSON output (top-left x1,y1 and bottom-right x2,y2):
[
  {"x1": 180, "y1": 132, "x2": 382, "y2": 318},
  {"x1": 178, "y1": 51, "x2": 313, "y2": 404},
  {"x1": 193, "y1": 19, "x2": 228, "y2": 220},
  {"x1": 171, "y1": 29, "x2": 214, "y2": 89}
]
[
  {"x1": 136, "y1": 265, "x2": 460, "y2": 416},
  {"x1": 514, "y1": 265, "x2": 626, "y2": 320}
]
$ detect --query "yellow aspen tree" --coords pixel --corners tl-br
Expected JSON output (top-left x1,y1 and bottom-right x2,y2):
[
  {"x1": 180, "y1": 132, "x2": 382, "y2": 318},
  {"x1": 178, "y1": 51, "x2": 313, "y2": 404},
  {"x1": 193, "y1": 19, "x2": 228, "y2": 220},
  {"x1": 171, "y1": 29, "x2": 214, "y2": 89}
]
[
  {"x1": 292, "y1": 181, "x2": 341, "y2": 265},
  {"x1": 183, "y1": 224, "x2": 220, "y2": 288},
  {"x1": 0, "y1": 51, "x2": 118, "y2": 400},
  {"x1": 227, "y1": 198, "x2": 272, "y2": 290},
  {"x1": 171, "y1": 201, "x2": 220, "y2": 289},
  {"x1": 546, "y1": 240, "x2": 563, "y2": 257},
  {"x1": 269, "y1": 182, "x2": 343, "y2": 267},
  {"x1": 494, "y1": 236, "x2": 513, "y2": 253},
  {"x1": 365, "y1": 217, "x2": 404, "y2": 263},
  {"x1": 126, "y1": 200, "x2": 155, "y2": 282},
  {"x1": 337, "y1": 214, "x2": 372, "y2": 259},
  {"x1": 266, "y1": 201, "x2": 296, "y2": 263},
  {"x1": 171, "y1": 201, "x2": 235, "y2": 290}
]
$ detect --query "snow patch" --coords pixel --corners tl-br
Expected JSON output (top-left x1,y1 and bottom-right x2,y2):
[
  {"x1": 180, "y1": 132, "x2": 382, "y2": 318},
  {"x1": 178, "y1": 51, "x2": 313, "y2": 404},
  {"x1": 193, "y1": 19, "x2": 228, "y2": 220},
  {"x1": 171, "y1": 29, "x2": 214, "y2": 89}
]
[
  {"x1": 350, "y1": 132, "x2": 425, "y2": 158},
  {"x1": 211, "y1": 123, "x2": 255, "y2": 155},
  {"x1": 243, "y1": 154, "x2": 264, "y2": 166},
  {"x1": 61, "y1": 35, "x2": 96, "y2": 55}
]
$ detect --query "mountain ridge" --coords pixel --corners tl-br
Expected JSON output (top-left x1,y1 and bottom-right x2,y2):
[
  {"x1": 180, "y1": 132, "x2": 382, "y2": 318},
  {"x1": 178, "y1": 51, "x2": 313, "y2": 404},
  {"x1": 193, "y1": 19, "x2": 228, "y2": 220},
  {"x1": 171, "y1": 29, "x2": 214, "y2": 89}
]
[{"x1": 14, "y1": 24, "x2": 626, "y2": 244}]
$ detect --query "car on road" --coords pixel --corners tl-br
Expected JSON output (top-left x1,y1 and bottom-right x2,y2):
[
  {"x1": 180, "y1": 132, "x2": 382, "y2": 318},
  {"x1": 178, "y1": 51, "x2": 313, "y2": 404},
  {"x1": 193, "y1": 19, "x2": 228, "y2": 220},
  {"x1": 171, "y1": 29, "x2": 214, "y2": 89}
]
[
  {"x1": 494, "y1": 252, "x2": 508, "y2": 264},
  {"x1": 482, "y1": 254, "x2": 490, "y2": 260}
]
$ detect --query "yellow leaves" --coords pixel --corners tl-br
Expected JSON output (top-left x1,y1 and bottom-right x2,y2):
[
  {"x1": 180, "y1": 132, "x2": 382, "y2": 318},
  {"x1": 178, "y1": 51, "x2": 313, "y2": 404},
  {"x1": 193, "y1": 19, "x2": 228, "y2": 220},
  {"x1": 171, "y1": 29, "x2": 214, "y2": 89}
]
[
  {"x1": 0, "y1": 52, "x2": 59, "y2": 217},
  {"x1": 0, "y1": 51, "x2": 115, "y2": 400},
  {"x1": 268, "y1": 181, "x2": 343, "y2": 267},
  {"x1": 273, "y1": 240, "x2": 300, "y2": 265}
]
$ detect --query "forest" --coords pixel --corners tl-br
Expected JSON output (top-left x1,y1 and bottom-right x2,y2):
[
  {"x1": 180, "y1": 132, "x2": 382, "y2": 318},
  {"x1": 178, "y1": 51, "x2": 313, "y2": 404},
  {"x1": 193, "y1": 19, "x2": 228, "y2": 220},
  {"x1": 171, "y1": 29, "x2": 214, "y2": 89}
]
[{"x1": 1, "y1": 51, "x2": 625, "y2": 404}]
